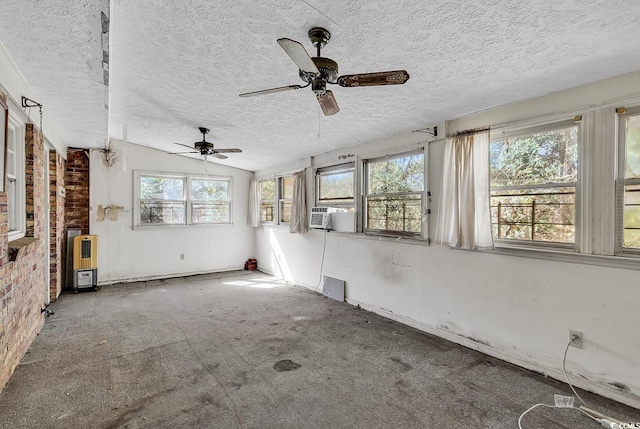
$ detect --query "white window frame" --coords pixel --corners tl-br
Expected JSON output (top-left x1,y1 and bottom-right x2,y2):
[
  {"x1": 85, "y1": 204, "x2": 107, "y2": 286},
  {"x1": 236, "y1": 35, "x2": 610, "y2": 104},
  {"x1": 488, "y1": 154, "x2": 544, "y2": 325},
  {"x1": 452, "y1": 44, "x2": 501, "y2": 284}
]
[
  {"x1": 362, "y1": 149, "x2": 425, "y2": 238},
  {"x1": 6, "y1": 108, "x2": 26, "y2": 242},
  {"x1": 616, "y1": 106, "x2": 640, "y2": 256},
  {"x1": 489, "y1": 119, "x2": 581, "y2": 251},
  {"x1": 315, "y1": 162, "x2": 356, "y2": 211},
  {"x1": 259, "y1": 178, "x2": 275, "y2": 224},
  {"x1": 189, "y1": 175, "x2": 232, "y2": 225},
  {"x1": 133, "y1": 171, "x2": 232, "y2": 227},
  {"x1": 278, "y1": 175, "x2": 294, "y2": 224}
]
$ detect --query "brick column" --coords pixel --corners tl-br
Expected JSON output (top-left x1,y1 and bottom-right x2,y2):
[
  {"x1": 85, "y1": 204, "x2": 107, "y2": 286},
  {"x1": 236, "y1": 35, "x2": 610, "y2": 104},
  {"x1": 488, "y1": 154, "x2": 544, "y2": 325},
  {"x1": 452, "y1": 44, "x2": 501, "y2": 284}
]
[
  {"x1": 64, "y1": 148, "x2": 90, "y2": 234},
  {"x1": 49, "y1": 151, "x2": 65, "y2": 301}
]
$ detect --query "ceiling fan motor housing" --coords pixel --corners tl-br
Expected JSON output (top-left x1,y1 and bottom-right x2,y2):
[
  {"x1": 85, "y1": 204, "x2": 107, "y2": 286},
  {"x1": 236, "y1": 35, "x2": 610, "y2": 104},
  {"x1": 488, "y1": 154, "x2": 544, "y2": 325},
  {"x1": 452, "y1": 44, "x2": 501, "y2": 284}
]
[
  {"x1": 195, "y1": 141, "x2": 214, "y2": 155},
  {"x1": 299, "y1": 56, "x2": 339, "y2": 90}
]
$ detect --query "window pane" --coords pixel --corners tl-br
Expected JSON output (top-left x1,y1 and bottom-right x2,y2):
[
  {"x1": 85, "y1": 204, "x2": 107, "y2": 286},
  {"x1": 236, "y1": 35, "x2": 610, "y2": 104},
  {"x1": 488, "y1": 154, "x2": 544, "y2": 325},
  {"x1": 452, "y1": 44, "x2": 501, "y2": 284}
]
[
  {"x1": 490, "y1": 187, "x2": 575, "y2": 243},
  {"x1": 7, "y1": 127, "x2": 14, "y2": 151},
  {"x1": 139, "y1": 177, "x2": 184, "y2": 200},
  {"x1": 319, "y1": 168, "x2": 354, "y2": 202},
  {"x1": 280, "y1": 201, "x2": 292, "y2": 223},
  {"x1": 625, "y1": 115, "x2": 640, "y2": 179},
  {"x1": 191, "y1": 179, "x2": 228, "y2": 201},
  {"x1": 260, "y1": 180, "x2": 275, "y2": 200},
  {"x1": 365, "y1": 194, "x2": 422, "y2": 234},
  {"x1": 490, "y1": 126, "x2": 578, "y2": 187},
  {"x1": 7, "y1": 178, "x2": 16, "y2": 231},
  {"x1": 261, "y1": 202, "x2": 274, "y2": 222},
  {"x1": 140, "y1": 201, "x2": 185, "y2": 224},
  {"x1": 623, "y1": 184, "x2": 640, "y2": 248},
  {"x1": 281, "y1": 176, "x2": 294, "y2": 199},
  {"x1": 368, "y1": 154, "x2": 424, "y2": 194},
  {"x1": 192, "y1": 202, "x2": 229, "y2": 223}
]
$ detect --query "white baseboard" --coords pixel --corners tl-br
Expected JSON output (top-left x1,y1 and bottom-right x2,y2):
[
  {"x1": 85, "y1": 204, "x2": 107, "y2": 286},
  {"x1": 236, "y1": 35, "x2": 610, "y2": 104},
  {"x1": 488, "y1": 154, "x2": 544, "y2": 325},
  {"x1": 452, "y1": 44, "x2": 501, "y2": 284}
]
[{"x1": 97, "y1": 266, "x2": 245, "y2": 286}]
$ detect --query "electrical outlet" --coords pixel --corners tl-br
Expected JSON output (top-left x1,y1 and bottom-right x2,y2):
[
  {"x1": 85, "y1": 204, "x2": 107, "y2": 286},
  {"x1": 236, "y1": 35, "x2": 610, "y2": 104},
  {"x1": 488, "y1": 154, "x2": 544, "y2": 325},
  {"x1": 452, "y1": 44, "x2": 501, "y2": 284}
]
[
  {"x1": 569, "y1": 330, "x2": 582, "y2": 348},
  {"x1": 179, "y1": 253, "x2": 185, "y2": 260}
]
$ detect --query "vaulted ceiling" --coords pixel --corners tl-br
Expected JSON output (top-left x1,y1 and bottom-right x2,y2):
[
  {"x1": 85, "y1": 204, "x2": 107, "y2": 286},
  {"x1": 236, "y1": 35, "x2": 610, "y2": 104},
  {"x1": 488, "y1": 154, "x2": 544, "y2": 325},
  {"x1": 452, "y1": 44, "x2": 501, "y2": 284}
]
[{"x1": 1, "y1": 1, "x2": 640, "y2": 171}]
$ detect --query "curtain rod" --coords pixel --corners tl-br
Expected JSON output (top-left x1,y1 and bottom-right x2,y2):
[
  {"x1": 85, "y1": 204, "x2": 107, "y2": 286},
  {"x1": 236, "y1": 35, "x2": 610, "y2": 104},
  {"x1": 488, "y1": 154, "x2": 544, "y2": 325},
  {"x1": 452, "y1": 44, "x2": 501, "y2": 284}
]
[{"x1": 447, "y1": 126, "x2": 490, "y2": 138}]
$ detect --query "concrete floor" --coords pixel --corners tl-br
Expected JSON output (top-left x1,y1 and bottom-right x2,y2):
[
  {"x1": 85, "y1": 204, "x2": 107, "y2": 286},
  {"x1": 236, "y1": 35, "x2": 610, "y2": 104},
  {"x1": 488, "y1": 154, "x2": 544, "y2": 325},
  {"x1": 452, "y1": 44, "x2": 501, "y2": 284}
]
[{"x1": 0, "y1": 271, "x2": 638, "y2": 429}]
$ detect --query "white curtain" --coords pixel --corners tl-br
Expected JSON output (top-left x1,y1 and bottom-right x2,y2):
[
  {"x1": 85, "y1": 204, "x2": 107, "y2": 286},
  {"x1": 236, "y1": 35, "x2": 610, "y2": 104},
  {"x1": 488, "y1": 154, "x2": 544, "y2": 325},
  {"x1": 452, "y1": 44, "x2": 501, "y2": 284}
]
[
  {"x1": 247, "y1": 179, "x2": 260, "y2": 227},
  {"x1": 435, "y1": 131, "x2": 494, "y2": 250},
  {"x1": 289, "y1": 171, "x2": 308, "y2": 234}
]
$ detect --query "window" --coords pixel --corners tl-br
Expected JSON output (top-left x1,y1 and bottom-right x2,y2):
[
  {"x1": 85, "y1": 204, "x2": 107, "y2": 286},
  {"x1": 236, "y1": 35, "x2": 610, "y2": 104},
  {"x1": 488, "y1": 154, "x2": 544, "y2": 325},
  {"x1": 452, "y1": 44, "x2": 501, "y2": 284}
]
[
  {"x1": 363, "y1": 150, "x2": 424, "y2": 236},
  {"x1": 190, "y1": 177, "x2": 231, "y2": 223},
  {"x1": 6, "y1": 113, "x2": 25, "y2": 241},
  {"x1": 259, "y1": 179, "x2": 275, "y2": 223},
  {"x1": 316, "y1": 163, "x2": 355, "y2": 212},
  {"x1": 490, "y1": 121, "x2": 578, "y2": 245},
  {"x1": 135, "y1": 172, "x2": 231, "y2": 226},
  {"x1": 618, "y1": 109, "x2": 640, "y2": 252},
  {"x1": 279, "y1": 176, "x2": 293, "y2": 223}
]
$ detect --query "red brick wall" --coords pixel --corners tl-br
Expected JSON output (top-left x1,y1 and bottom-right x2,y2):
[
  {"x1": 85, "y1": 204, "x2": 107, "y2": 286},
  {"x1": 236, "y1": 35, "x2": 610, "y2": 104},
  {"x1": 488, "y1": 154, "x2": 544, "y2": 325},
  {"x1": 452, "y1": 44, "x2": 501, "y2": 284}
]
[
  {"x1": 65, "y1": 148, "x2": 90, "y2": 234},
  {"x1": 0, "y1": 124, "x2": 47, "y2": 392},
  {"x1": 49, "y1": 151, "x2": 65, "y2": 301}
]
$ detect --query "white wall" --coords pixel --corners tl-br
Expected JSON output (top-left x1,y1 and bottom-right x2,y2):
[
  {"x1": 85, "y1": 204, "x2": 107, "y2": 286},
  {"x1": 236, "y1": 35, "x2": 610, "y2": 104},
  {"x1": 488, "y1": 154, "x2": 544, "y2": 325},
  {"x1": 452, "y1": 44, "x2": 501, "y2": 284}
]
[
  {"x1": 255, "y1": 71, "x2": 640, "y2": 409},
  {"x1": 90, "y1": 143, "x2": 254, "y2": 283}
]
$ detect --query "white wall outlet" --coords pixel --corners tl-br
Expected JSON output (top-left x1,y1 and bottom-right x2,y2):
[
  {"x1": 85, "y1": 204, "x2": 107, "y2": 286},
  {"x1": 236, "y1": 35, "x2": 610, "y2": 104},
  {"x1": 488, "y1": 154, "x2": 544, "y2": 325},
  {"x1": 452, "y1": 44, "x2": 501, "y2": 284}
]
[{"x1": 569, "y1": 330, "x2": 582, "y2": 348}]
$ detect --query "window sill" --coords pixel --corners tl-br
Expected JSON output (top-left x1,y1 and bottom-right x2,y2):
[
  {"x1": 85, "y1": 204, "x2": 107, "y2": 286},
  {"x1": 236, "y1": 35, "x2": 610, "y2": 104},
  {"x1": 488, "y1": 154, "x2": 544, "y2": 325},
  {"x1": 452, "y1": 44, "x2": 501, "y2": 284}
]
[
  {"x1": 485, "y1": 244, "x2": 640, "y2": 271},
  {"x1": 8, "y1": 237, "x2": 37, "y2": 262},
  {"x1": 310, "y1": 229, "x2": 431, "y2": 246},
  {"x1": 132, "y1": 223, "x2": 234, "y2": 231}
]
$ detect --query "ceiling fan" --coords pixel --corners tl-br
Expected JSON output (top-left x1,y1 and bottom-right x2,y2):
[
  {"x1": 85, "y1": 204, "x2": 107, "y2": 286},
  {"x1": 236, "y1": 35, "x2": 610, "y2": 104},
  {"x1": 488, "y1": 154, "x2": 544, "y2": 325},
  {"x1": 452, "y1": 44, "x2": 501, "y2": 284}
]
[
  {"x1": 239, "y1": 27, "x2": 410, "y2": 116},
  {"x1": 170, "y1": 127, "x2": 242, "y2": 160}
]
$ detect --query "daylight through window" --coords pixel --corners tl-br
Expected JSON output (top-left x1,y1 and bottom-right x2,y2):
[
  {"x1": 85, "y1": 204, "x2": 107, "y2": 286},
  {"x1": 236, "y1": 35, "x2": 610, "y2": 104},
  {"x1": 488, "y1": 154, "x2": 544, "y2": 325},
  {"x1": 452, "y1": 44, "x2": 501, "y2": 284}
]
[
  {"x1": 364, "y1": 151, "x2": 424, "y2": 236},
  {"x1": 489, "y1": 122, "x2": 578, "y2": 244},
  {"x1": 136, "y1": 173, "x2": 231, "y2": 226}
]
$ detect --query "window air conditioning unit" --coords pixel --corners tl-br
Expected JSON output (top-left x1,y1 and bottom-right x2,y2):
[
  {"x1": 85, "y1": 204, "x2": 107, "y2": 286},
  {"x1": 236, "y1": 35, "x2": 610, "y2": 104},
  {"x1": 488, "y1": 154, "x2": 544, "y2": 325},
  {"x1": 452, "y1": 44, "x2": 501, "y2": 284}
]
[{"x1": 310, "y1": 207, "x2": 345, "y2": 230}]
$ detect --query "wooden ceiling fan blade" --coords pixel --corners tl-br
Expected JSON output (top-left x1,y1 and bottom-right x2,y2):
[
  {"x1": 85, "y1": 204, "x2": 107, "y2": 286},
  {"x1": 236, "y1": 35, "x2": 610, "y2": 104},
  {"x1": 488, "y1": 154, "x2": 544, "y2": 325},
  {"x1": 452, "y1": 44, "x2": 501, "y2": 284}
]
[
  {"x1": 211, "y1": 153, "x2": 228, "y2": 160},
  {"x1": 168, "y1": 150, "x2": 198, "y2": 155},
  {"x1": 317, "y1": 90, "x2": 339, "y2": 116},
  {"x1": 337, "y1": 70, "x2": 410, "y2": 87},
  {"x1": 213, "y1": 148, "x2": 242, "y2": 153},
  {"x1": 277, "y1": 38, "x2": 320, "y2": 76},
  {"x1": 239, "y1": 84, "x2": 306, "y2": 97}
]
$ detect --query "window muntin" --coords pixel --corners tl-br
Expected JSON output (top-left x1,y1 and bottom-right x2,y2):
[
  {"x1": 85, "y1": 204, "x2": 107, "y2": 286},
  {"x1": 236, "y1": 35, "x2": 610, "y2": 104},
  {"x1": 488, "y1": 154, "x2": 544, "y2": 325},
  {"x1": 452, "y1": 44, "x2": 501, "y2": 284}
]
[
  {"x1": 364, "y1": 151, "x2": 424, "y2": 236},
  {"x1": 316, "y1": 164, "x2": 355, "y2": 211},
  {"x1": 190, "y1": 178, "x2": 230, "y2": 224},
  {"x1": 135, "y1": 173, "x2": 232, "y2": 226},
  {"x1": 490, "y1": 123, "x2": 578, "y2": 244},
  {"x1": 259, "y1": 179, "x2": 275, "y2": 223},
  {"x1": 279, "y1": 176, "x2": 293, "y2": 223},
  {"x1": 620, "y1": 112, "x2": 640, "y2": 249}
]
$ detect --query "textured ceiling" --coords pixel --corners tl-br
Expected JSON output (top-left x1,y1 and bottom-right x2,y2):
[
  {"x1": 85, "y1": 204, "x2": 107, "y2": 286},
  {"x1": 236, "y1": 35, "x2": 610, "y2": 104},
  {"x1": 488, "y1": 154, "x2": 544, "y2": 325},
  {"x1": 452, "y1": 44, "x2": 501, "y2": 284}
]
[
  {"x1": 2, "y1": 1, "x2": 640, "y2": 171},
  {"x1": 0, "y1": 0, "x2": 109, "y2": 148}
]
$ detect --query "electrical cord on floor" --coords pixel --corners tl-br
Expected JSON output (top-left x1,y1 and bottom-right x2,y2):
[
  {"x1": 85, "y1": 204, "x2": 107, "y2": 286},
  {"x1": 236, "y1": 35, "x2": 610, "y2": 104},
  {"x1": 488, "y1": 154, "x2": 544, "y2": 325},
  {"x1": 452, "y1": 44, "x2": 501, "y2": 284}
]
[
  {"x1": 519, "y1": 339, "x2": 625, "y2": 428},
  {"x1": 563, "y1": 338, "x2": 588, "y2": 407},
  {"x1": 314, "y1": 229, "x2": 328, "y2": 292},
  {"x1": 518, "y1": 403, "x2": 600, "y2": 429}
]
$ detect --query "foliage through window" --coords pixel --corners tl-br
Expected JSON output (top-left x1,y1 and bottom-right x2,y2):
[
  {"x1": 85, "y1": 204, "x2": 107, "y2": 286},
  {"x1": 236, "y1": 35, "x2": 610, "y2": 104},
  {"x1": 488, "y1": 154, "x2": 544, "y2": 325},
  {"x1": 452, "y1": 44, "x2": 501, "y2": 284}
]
[
  {"x1": 136, "y1": 172, "x2": 231, "y2": 226},
  {"x1": 620, "y1": 112, "x2": 640, "y2": 250},
  {"x1": 490, "y1": 122, "x2": 578, "y2": 244},
  {"x1": 364, "y1": 151, "x2": 424, "y2": 236},
  {"x1": 191, "y1": 178, "x2": 230, "y2": 223},
  {"x1": 259, "y1": 179, "x2": 275, "y2": 223},
  {"x1": 279, "y1": 176, "x2": 293, "y2": 223},
  {"x1": 316, "y1": 164, "x2": 355, "y2": 212}
]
